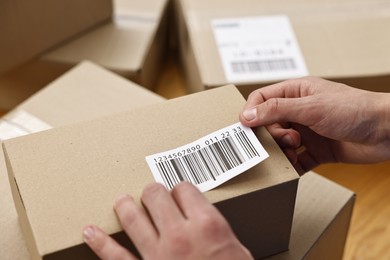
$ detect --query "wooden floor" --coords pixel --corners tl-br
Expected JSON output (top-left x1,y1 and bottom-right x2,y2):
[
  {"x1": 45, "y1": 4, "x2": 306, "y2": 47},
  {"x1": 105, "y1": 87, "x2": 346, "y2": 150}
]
[
  {"x1": 1, "y1": 53, "x2": 389, "y2": 259},
  {"x1": 316, "y1": 163, "x2": 390, "y2": 259}
]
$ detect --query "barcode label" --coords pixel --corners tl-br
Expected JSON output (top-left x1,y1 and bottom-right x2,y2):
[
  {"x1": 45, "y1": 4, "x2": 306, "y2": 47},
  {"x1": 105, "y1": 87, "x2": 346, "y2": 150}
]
[
  {"x1": 231, "y1": 59, "x2": 296, "y2": 74},
  {"x1": 145, "y1": 123, "x2": 269, "y2": 192},
  {"x1": 212, "y1": 15, "x2": 308, "y2": 83}
]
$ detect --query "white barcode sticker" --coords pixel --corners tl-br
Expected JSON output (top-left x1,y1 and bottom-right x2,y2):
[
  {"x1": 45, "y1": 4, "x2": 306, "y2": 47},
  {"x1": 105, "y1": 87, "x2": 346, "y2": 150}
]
[
  {"x1": 0, "y1": 110, "x2": 52, "y2": 141},
  {"x1": 212, "y1": 15, "x2": 308, "y2": 83},
  {"x1": 145, "y1": 123, "x2": 269, "y2": 192}
]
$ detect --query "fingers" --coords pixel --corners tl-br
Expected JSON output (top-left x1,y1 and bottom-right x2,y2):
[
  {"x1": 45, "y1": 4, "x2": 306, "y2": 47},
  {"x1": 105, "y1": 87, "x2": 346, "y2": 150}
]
[
  {"x1": 240, "y1": 96, "x2": 317, "y2": 128},
  {"x1": 171, "y1": 182, "x2": 221, "y2": 220},
  {"x1": 85, "y1": 183, "x2": 253, "y2": 259},
  {"x1": 240, "y1": 77, "x2": 323, "y2": 128},
  {"x1": 83, "y1": 225, "x2": 137, "y2": 260},
  {"x1": 295, "y1": 148, "x2": 320, "y2": 174},
  {"x1": 243, "y1": 77, "x2": 317, "y2": 112},
  {"x1": 171, "y1": 182, "x2": 238, "y2": 246},
  {"x1": 265, "y1": 124, "x2": 301, "y2": 149},
  {"x1": 141, "y1": 183, "x2": 186, "y2": 234},
  {"x1": 282, "y1": 148, "x2": 298, "y2": 165},
  {"x1": 114, "y1": 194, "x2": 158, "y2": 251}
]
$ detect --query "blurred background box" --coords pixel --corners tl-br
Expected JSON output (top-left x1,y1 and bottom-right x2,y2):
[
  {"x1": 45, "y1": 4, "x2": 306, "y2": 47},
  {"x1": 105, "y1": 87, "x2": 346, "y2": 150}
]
[
  {"x1": 0, "y1": 61, "x2": 165, "y2": 260},
  {"x1": 175, "y1": 0, "x2": 390, "y2": 97},
  {"x1": 42, "y1": 0, "x2": 170, "y2": 89},
  {"x1": 0, "y1": 0, "x2": 170, "y2": 111},
  {"x1": 0, "y1": 0, "x2": 112, "y2": 76}
]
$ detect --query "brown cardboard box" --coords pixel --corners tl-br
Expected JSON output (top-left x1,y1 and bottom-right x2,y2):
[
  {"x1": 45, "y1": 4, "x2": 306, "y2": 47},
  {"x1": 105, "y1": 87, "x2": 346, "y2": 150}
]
[
  {"x1": 175, "y1": 0, "x2": 390, "y2": 97},
  {"x1": 0, "y1": 0, "x2": 112, "y2": 76},
  {"x1": 0, "y1": 61, "x2": 165, "y2": 260},
  {"x1": 266, "y1": 172, "x2": 355, "y2": 260},
  {"x1": 0, "y1": 0, "x2": 169, "y2": 110},
  {"x1": 1, "y1": 159, "x2": 355, "y2": 259},
  {"x1": 42, "y1": 0, "x2": 170, "y2": 89},
  {"x1": 3, "y1": 85, "x2": 299, "y2": 259}
]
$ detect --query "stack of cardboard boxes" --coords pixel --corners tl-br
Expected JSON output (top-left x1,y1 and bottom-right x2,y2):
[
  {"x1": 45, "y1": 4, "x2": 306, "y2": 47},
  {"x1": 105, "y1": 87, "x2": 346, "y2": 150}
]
[
  {"x1": 0, "y1": 0, "x2": 170, "y2": 110},
  {"x1": 0, "y1": 0, "x2": 112, "y2": 76},
  {"x1": 2, "y1": 0, "x2": 375, "y2": 259},
  {"x1": 0, "y1": 62, "x2": 165, "y2": 259}
]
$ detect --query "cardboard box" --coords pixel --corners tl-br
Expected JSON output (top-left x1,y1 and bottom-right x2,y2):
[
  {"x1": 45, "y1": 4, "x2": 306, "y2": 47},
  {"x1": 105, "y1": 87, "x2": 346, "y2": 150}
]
[
  {"x1": 42, "y1": 0, "x2": 170, "y2": 89},
  {"x1": 175, "y1": 0, "x2": 390, "y2": 97},
  {"x1": 0, "y1": 0, "x2": 112, "y2": 76},
  {"x1": 1, "y1": 155, "x2": 355, "y2": 259},
  {"x1": 0, "y1": 0, "x2": 169, "y2": 110},
  {"x1": 0, "y1": 61, "x2": 165, "y2": 260},
  {"x1": 265, "y1": 172, "x2": 355, "y2": 260},
  {"x1": 3, "y1": 85, "x2": 299, "y2": 259}
]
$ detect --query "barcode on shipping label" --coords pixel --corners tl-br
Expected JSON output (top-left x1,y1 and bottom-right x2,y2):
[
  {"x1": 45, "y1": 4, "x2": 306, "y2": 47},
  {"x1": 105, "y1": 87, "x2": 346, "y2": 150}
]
[
  {"x1": 145, "y1": 123, "x2": 269, "y2": 192},
  {"x1": 212, "y1": 15, "x2": 308, "y2": 83}
]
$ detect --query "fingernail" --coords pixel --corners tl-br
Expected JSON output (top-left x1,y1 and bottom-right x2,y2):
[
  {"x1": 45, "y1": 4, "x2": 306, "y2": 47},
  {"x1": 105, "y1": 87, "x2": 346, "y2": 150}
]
[
  {"x1": 282, "y1": 135, "x2": 294, "y2": 147},
  {"x1": 83, "y1": 226, "x2": 95, "y2": 242},
  {"x1": 243, "y1": 108, "x2": 257, "y2": 121},
  {"x1": 115, "y1": 194, "x2": 132, "y2": 207}
]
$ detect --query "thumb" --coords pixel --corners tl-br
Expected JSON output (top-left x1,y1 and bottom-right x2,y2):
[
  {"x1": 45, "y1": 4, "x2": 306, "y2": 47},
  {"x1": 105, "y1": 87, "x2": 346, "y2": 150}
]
[{"x1": 240, "y1": 98, "x2": 308, "y2": 127}]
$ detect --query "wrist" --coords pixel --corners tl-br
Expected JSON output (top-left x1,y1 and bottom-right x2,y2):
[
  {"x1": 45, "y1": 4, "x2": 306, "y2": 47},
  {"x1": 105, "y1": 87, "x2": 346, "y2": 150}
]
[
  {"x1": 377, "y1": 93, "x2": 390, "y2": 137},
  {"x1": 375, "y1": 92, "x2": 390, "y2": 159}
]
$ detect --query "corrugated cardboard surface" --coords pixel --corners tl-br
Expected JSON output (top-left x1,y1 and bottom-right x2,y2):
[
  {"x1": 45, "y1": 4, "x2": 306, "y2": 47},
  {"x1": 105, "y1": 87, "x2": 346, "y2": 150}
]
[
  {"x1": 266, "y1": 172, "x2": 355, "y2": 260},
  {"x1": 176, "y1": 0, "x2": 390, "y2": 96},
  {"x1": 4, "y1": 85, "x2": 299, "y2": 259},
  {"x1": 0, "y1": 61, "x2": 165, "y2": 260},
  {"x1": 42, "y1": 0, "x2": 170, "y2": 89},
  {"x1": 0, "y1": 0, "x2": 112, "y2": 76}
]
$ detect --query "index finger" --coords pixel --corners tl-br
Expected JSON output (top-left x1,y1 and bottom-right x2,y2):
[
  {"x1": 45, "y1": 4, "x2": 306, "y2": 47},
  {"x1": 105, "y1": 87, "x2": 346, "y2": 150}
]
[
  {"x1": 244, "y1": 78, "x2": 308, "y2": 111},
  {"x1": 171, "y1": 182, "x2": 224, "y2": 220},
  {"x1": 141, "y1": 183, "x2": 186, "y2": 233}
]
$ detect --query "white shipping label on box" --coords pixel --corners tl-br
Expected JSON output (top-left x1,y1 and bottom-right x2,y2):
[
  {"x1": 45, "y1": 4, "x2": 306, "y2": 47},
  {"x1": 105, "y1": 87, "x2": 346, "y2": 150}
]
[
  {"x1": 0, "y1": 110, "x2": 52, "y2": 141},
  {"x1": 212, "y1": 15, "x2": 308, "y2": 83},
  {"x1": 146, "y1": 123, "x2": 269, "y2": 192}
]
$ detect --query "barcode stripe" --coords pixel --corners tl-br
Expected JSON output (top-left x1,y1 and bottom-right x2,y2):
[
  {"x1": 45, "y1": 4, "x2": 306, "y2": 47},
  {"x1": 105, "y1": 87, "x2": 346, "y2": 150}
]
[
  {"x1": 242, "y1": 131, "x2": 259, "y2": 157},
  {"x1": 226, "y1": 137, "x2": 245, "y2": 165},
  {"x1": 198, "y1": 150, "x2": 217, "y2": 180},
  {"x1": 215, "y1": 142, "x2": 231, "y2": 171},
  {"x1": 155, "y1": 134, "x2": 259, "y2": 188},
  {"x1": 235, "y1": 131, "x2": 259, "y2": 159},
  {"x1": 190, "y1": 152, "x2": 206, "y2": 182},
  {"x1": 157, "y1": 162, "x2": 174, "y2": 189},
  {"x1": 183, "y1": 155, "x2": 201, "y2": 183},
  {"x1": 220, "y1": 139, "x2": 235, "y2": 169},
  {"x1": 195, "y1": 152, "x2": 211, "y2": 181},
  {"x1": 209, "y1": 144, "x2": 226, "y2": 173},
  {"x1": 201, "y1": 147, "x2": 222, "y2": 178},
  {"x1": 231, "y1": 59, "x2": 296, "y2": 74},
  {"x1": 171, "y1": 159, "x2": 186, "y2": 182}
]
